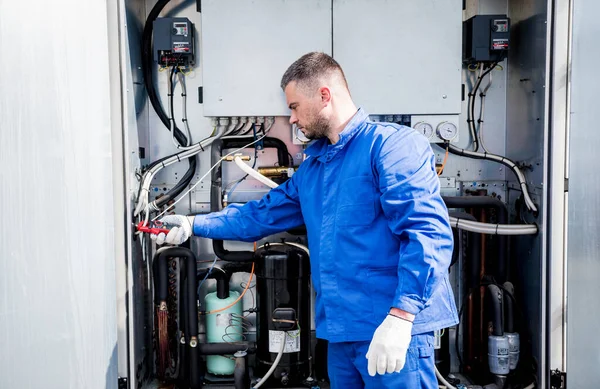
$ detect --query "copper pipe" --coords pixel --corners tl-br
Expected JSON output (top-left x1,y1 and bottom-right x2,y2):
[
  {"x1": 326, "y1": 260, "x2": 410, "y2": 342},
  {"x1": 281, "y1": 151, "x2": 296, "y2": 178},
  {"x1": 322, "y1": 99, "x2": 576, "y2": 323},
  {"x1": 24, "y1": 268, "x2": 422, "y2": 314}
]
[
  {"x1": 467, "y1": 293, "x2": 475, "y2": 369},
  {"x1": 257, "y1": 166, "x2": 291, "y2": 176}
]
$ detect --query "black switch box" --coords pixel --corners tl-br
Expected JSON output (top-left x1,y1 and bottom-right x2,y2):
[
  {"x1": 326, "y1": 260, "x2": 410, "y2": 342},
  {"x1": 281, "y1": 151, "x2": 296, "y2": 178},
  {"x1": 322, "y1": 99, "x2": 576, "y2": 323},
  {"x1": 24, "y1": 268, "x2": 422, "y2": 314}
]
[
  {"x1": 463, "y1": 15, "x2": 510, "y2": 64},
  {"x1": 153, "y1": 17, "x2": 195, "y2": 67}
]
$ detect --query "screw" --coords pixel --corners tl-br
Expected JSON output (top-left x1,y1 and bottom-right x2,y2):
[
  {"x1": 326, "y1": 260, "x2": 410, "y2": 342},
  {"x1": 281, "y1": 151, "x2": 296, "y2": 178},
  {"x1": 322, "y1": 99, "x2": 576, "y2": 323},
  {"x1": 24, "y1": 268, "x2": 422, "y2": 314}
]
[{"x1": 442, "y1": 95, "x2": 447, "y2": 99}]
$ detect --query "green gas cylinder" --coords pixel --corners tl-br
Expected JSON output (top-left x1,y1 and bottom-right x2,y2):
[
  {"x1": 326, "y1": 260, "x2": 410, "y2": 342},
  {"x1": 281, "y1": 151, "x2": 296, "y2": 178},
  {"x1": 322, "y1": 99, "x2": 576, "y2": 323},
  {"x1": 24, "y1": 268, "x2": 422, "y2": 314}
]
[{"x1": 205, "y1": 291, "x2": 243, "y2": 375}]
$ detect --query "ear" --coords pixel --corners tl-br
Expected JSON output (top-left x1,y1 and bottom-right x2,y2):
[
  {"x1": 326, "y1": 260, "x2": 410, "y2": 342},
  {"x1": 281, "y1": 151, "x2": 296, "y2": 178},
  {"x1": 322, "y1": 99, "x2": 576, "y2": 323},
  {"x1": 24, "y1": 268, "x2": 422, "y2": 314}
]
[{"x1": 319, "y1": 87, "x2": 332, "y2": 105}]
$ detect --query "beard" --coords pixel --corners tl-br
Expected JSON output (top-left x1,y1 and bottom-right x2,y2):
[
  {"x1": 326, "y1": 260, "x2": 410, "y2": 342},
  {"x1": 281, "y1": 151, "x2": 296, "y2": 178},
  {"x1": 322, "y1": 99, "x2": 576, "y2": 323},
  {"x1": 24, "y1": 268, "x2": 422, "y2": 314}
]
[{"x1": 301, "y1": 113, "x2": 331, "y2": 140}]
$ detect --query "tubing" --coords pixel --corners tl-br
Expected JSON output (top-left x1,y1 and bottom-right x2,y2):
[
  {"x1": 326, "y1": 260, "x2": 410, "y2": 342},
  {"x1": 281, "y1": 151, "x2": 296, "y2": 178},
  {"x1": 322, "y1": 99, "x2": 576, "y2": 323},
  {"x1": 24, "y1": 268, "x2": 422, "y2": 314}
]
[
  {"x1": 435, "y1": 365, "x2": 458, "y2": 389},
  {"x1": 446, "y1": 145, "x2": 537, "y2": 213},
  {"x1": 443, "y1": 196, "x2": 509, "y2": 283},
  {"x1": 234, "y1": 156, "x2": 279, "y2": 188},
  {"x1": 253, "y1": 333, "x2": 286, "y2": 389},
  {"x1": 449, "y1": 217, "x2": 538, "y2": 235},
  {"x1": 234, "y1": 352, "x2": 250, "y2": 389},
  {"x1": 503, "y1": 282, "x2": 515, "y2": 333},
  {"x1": 487, "y1": 284, "x2": 504, "y2": 337}
]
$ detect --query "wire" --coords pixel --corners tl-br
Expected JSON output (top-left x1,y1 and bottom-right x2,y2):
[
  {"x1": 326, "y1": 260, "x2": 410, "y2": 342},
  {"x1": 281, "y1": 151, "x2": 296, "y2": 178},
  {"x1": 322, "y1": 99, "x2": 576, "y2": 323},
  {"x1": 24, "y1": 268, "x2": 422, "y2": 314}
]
[
  {"x1": 468, "y1": 61, "x2": 500, "y2": 152},
  {"x1": 178, "y1": 71, "x2": 193, "y2": 145},
  {"x1": 478, "y1": 71, "x2": 494, "y2": 153},
  {"x1": 436, "y1": 366, "x2": 458, "y2": 389},
  {"x1": 151, "y1": 130, "x2": 271, "y2": 221},
  {"x1": 253, "y1": 332, "x2": 286, "y2": 389},
  {"x1": 467, "y1": 64, "x2": 482, "y2": 151},
  {"x1": 438, "y1": 144, "x2": 449, "y2": 176},
  {"x1": 446, "y1": 145, "x2": 538, "y2": 212},
  {"x1": 196, "y1": 256, "x2": 218, "y2": 296},
  {"x1": 205, "y1": 262, "x2": 255, "y2": 315}
]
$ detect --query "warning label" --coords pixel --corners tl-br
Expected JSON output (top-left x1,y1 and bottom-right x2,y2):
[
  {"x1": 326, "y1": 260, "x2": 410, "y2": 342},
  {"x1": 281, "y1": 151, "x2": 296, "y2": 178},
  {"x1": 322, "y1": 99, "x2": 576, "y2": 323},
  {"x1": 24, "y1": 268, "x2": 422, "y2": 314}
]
[{"x1": 269, "y1": 330, "x2": 301, "y2": 353}]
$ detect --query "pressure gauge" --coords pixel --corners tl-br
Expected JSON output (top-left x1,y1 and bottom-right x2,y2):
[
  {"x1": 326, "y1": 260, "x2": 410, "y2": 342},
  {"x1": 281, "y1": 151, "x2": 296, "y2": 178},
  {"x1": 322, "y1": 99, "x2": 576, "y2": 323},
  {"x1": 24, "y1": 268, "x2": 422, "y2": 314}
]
[
  {"x1": 293, "y1": 124, "x2": 310, "y2": 144},
  {"x1": 414, "y1": 122, "x2": 434, "y2": 139},
  {"x1": 437, "y1": 122, "x2": 458, "y2": 141}
]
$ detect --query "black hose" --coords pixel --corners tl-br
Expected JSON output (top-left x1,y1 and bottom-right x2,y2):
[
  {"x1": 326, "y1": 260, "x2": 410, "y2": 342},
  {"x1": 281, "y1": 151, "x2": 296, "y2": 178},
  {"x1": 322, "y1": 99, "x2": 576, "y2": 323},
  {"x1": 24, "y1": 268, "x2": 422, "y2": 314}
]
[
  {"x1": 503, "y1": 282, "x2": 515, "y2": 333},
  {"x1": 449, "y1": 212, "x2": 481, "y2": 290},
  {"x1": 487, "y1": 284, "x2": 504, "y2": 337},
  {"x1": 443, "y1": 196, "x2": 509, "y2": 283}
]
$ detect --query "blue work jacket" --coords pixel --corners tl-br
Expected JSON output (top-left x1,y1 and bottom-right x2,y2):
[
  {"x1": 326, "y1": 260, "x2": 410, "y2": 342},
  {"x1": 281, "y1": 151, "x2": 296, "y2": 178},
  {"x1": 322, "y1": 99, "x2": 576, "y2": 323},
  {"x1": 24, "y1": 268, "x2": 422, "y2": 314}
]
[{"x1": 193, "y1": 108, "x2": 459, "y2": 342}]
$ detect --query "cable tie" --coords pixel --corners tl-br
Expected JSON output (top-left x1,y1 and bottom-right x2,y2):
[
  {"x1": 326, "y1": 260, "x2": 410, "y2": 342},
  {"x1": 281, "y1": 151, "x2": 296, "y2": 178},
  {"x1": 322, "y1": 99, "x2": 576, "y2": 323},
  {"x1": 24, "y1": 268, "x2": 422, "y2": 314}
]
[
  {"x1": 176, "y1": 154, "x2": 181, "y2": 162},
  {"x1": 161, "y1": 161, "x2": 166, "y2": 168},
  {"x1": 495, "y1": 224, "x2": 499, "y2": 235}
]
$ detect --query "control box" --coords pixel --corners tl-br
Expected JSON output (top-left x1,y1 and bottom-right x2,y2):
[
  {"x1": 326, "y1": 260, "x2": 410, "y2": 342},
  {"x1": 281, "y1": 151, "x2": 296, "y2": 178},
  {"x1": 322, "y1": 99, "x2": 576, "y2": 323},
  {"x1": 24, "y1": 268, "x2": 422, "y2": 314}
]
[
  {"x1": 153, "y1": 17, "x2": 195, "y2": 67},
  {"x1": 463, "y1": 15, "x2": 510, "y2": 63}
]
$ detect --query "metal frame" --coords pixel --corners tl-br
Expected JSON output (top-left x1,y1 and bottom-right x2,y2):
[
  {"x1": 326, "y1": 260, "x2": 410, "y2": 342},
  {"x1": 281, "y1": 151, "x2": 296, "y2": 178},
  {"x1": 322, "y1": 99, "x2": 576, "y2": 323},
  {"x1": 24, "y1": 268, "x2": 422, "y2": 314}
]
[{"x1": 545, "y1": 0, "x2": 572, "y2": 383}]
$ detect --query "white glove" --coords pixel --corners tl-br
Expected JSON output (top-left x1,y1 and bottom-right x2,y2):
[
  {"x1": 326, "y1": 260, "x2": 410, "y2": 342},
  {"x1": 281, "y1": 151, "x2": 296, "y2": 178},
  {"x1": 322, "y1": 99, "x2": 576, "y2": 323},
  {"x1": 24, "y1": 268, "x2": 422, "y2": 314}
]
[
  {"x1": 150, "y1": 215, "x2": 195, "y2": 245},
  {"x1": 366, "y1": 314, "x2": 413, "y2": 376}
]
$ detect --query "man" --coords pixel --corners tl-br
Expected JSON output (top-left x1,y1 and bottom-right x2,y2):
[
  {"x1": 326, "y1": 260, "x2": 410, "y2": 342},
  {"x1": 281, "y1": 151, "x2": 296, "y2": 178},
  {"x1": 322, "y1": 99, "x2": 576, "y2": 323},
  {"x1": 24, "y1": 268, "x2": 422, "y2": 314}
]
[{"x1": 152, "y1": 52, "x2": 458, "y2": 389}]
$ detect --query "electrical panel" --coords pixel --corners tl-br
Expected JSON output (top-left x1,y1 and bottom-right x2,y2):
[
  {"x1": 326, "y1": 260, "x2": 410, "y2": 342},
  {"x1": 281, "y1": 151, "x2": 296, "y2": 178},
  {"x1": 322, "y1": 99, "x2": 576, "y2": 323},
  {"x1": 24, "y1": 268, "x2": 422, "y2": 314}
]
[
  {"x1": 200, "y1": 0, "x2": 332, "y2": 116},
  {"x1": 333, "y1": 0, "x2": 462, "y2": 116},
  {"x1": 463, "y1": 15, "x2": 510, "y2": 64},
  {"x1": 153, "y1": 17, "x2": 195, "y2": 67}
]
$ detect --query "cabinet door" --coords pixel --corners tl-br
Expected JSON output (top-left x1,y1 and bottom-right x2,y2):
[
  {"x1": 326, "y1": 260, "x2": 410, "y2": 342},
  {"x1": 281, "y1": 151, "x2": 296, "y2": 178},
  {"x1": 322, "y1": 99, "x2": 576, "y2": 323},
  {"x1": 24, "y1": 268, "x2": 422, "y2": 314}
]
[
  {"x1": 201, "y1": 0, "x2": 332, "y2": 116},
  {"x1": 333, "y1": 0, "x2": 462, "y2": 115}
]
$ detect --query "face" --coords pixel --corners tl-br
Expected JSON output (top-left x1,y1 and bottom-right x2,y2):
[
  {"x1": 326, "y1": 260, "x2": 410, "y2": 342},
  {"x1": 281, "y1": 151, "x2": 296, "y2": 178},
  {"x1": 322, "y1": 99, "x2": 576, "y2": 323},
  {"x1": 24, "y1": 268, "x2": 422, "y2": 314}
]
[{"x1": 285, "y1": 81, "x2": 331, "y2": 140}]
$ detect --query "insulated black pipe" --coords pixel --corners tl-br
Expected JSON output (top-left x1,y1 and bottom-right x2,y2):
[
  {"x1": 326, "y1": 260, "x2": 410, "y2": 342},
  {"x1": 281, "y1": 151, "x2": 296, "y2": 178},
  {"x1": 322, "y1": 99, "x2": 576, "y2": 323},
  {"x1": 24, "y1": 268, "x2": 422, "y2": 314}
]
[
  {"x1": 222, "y1": 262, "x2": 254, "y2": 275},
  {"x1": 487, "y1": 284, "x2": 504, "y2": 337},
  {"x1": 234, "y1": 353, "x2": 250, "y2": 389},
  {"x1": 443, "y1": 196, "x2": 509, "y2": 283},
  {"x1": 152, "y1": 251, "x2": 169, "y2": 303},
  {"x1": 198, "y1": 342, "x2": 252, "y2": 355},
  {"x1": 197, "y1": 267, "x2": 230, "y2": 299},
  {"x1": 503, "y1": 282, "x2": 515, "y2": 333}
]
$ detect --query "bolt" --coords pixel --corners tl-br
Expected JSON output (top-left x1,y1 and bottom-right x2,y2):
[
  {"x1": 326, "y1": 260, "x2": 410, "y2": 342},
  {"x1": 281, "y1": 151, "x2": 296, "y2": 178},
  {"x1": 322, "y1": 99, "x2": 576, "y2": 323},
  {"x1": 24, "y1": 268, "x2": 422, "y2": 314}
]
[{"x1": 295, "y1": 153, "x2": 303, "y2": 160}]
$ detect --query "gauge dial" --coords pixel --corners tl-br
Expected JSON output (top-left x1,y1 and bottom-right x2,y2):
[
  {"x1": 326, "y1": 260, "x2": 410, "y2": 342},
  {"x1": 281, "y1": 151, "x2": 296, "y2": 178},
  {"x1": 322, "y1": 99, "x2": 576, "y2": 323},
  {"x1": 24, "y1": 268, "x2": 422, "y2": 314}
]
[
  {"x1": 293, "y1": 124, "x2": 310, "y2": 143},
  {"x1": 414, "y1": 122, "x2": 434, "y2": 139},
  {"x1": 437, "y1": 122, "x2": 458, "y2": 141}
]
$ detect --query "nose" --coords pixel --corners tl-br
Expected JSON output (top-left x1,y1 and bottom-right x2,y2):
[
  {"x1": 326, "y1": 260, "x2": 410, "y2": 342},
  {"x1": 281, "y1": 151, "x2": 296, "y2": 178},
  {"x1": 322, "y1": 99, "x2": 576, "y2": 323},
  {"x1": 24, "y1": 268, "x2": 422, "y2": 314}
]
[{"x1": 289, "y1": 113, "x2": 298, "y2": 125}]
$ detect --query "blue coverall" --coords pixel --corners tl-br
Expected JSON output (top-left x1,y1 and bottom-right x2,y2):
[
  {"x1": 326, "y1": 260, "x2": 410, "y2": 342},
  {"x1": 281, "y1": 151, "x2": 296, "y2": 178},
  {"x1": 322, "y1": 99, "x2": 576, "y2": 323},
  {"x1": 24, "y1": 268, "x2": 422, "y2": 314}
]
[{"x1": 193, "y1": 108, "x2": 458, "y2": 388}]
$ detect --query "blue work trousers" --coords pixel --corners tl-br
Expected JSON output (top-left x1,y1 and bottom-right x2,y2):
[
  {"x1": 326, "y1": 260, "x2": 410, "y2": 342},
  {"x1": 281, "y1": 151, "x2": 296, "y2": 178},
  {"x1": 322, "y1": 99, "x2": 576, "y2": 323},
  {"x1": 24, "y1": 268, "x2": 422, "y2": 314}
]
[{"x1": 327, "y1": 332, "x2": 437, "y2": 389}]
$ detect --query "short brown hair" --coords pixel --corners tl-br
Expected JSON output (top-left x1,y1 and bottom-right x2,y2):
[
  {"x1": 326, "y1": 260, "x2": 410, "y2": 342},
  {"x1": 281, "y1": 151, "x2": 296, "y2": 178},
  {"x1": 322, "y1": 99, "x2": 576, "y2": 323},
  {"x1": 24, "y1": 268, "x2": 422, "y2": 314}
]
[{"x1": 280, "y1": 52, "x2": 349, "y2": 92}]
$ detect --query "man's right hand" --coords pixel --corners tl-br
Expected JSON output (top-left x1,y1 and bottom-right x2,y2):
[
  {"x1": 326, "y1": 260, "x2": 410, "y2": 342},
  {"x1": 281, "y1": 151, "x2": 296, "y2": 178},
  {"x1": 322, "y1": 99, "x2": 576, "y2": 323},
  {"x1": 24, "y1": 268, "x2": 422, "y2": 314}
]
[{"x1": 150, "y1": 215, "x2": 195, "y2": 245}]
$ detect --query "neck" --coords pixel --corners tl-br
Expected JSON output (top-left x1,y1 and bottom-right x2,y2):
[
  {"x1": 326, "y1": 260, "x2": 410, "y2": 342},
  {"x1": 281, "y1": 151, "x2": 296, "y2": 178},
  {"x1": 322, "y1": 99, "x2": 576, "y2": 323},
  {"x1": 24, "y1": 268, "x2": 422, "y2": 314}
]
[{"x1": 327, "y1": 101, "x2": 358, "y2": 144}]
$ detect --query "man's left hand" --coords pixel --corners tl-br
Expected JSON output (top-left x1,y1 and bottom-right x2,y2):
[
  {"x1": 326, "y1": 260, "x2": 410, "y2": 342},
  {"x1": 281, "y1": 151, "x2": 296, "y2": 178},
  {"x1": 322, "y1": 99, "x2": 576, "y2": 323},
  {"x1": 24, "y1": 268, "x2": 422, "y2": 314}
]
[{"x1": 366, "y1": 314, "x2": 413, "y2": 376}]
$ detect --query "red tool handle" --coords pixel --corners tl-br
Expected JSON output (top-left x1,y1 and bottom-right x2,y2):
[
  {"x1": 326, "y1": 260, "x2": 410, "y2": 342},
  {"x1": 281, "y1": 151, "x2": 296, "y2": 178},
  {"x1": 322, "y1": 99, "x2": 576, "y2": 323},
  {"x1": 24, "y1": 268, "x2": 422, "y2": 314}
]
[{"x1": 136, "y1": 221, "x2": 170, "y2": 235}]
